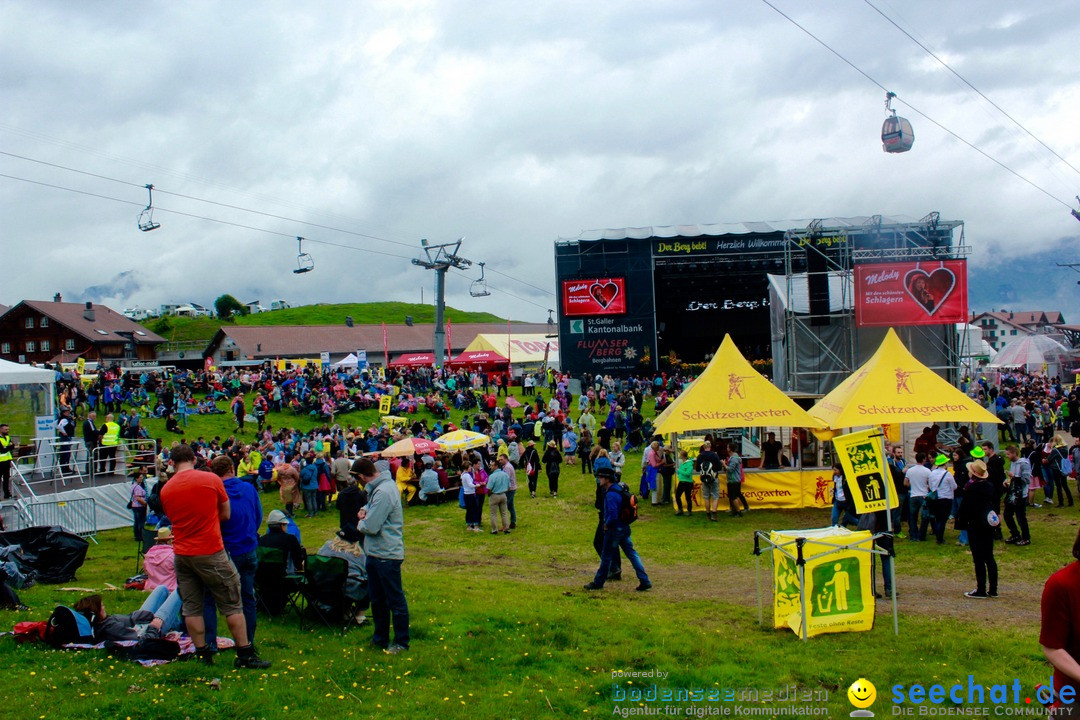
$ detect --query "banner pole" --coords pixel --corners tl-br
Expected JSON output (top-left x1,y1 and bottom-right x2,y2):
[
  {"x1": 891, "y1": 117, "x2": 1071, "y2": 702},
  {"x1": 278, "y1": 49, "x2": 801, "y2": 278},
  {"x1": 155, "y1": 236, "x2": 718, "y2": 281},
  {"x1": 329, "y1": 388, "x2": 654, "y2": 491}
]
[
  {"x1": 881, "y1": 431, "x2": 899, "y2": 636},
  {"x1": 754, "y1": 531, "x2": 763, "y2": 626},
  {"x1": 796, "y1": 537, "x2": 808, "y2": 641},
  {"x1": 755, "y1": 553, "x2": 763, "y2": 626}
]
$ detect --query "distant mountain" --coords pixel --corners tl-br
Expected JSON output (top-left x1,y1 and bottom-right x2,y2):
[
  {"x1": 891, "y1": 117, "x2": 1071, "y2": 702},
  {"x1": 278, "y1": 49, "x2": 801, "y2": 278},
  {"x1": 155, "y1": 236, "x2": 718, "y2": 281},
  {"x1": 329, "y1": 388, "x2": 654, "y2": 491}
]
[
  {"x1": 969, "y1": 242, "x2": 1077, "y2": 321},
  {"x1": 81, "y1": 270, "x2": 141, "y2": 304}
]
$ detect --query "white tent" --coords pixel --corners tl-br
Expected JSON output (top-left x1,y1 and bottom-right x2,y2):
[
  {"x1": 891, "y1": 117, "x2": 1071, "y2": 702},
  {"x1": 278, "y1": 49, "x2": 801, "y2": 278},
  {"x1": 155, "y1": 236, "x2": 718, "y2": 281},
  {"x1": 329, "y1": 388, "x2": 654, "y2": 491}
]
[
  {"x1": 0, "y1": 358, "x2": 56, "y2": 385},
  {"x1": 331, "y1": 353, "x2": 358, "y2": 369},
  {"x1": 0, "y1": 358, "x2": 56, "y2": 444},
  {"x1": 989, "y1": 334, "x2": 1072, "y2": 375}
]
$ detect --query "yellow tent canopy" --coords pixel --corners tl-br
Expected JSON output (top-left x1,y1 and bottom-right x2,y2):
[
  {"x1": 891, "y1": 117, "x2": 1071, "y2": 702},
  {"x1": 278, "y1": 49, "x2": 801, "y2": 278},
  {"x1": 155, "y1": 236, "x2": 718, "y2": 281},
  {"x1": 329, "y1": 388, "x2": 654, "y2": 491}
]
[
  {"x1": 653, "y1": 334, "x2": 823, "y2": 434},
  {"x1": 808, "y1": 327, "x2": 1002, "y2": 429},
  {"x1": 465, "y1": 334, "x2": 558, "y2": 365}
]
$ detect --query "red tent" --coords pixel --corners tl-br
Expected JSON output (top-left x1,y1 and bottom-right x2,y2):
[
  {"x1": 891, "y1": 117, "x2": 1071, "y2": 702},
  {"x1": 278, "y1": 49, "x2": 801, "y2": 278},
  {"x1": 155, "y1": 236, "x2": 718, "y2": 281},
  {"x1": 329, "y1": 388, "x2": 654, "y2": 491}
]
[
  {"x1": 390, "y1": 352, "x2": 435, "y2": 368},
  {"x1": 449, "y1": 350, "x2": 510, "y2": 368}
]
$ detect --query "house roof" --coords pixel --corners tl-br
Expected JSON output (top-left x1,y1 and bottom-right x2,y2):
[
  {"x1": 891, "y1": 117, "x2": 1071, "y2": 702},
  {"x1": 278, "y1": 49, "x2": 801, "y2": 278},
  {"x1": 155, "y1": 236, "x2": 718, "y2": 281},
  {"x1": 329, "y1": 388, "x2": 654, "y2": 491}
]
[
  {"x1": 205, "y1": 323, "x2": 549, "y2": 359},
  {"x1": 974, "y1": 312, "x2": 1032, "y2": 334},
  {"x1": 19, "y1": 300, "x2": 165, "y2": 345},
  {"x1": 974, "y1": 310, "x2": 1066, "y2": 328},
  {"x1": 0, "y1": 304, "x2": 8, "y2": 317}
]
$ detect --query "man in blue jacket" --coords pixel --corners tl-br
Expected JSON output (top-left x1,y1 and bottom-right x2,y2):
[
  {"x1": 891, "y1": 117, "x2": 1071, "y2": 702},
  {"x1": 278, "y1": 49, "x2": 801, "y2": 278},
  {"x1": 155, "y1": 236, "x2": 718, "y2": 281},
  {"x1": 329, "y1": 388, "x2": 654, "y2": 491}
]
[
  {"x1": 204, "y1": 454, "x2": 263, "y2": 653},
  {"x1": 583, "y1": 467, "x2": 651, "y2": 592}
]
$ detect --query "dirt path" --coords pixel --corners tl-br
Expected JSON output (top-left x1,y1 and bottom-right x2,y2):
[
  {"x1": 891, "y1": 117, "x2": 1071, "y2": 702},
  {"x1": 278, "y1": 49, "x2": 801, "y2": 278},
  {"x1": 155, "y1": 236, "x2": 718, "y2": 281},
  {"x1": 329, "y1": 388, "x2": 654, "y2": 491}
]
[{"x1": 414, "y1": 548, "x2": 1042, "y2": 628}]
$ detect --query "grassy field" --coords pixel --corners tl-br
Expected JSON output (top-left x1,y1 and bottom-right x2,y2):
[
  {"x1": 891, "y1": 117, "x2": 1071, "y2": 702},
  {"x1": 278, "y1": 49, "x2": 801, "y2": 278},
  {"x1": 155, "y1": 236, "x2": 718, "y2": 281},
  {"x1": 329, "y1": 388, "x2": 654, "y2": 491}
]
[
  {"x1": 0, "y1": 393, "x2": 1074, "y2": 719},
  {"x1": 149, "y1": 302, "x2": 510, "y2": 346}
]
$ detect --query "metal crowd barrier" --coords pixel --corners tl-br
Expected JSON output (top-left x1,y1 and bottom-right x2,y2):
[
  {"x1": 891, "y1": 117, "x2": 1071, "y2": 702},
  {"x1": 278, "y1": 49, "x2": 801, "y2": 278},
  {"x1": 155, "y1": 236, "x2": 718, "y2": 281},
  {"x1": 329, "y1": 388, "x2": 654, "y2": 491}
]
[
  {"x1": 25, "y1": 497, "x2": 98, "y2": 543},
  {"x1": 89, "y1": 438, "x2": 158, "y2": 485},
  {"x1": 14, "y1": 443, "x2": 86, "y2": 496}
]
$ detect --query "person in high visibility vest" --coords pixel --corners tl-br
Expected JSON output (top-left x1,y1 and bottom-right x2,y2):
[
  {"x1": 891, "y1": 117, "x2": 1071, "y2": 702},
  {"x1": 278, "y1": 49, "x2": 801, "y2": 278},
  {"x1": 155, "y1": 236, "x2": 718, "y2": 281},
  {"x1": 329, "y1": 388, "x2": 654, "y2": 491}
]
[
  {"x1": 100, "y1": 413, "x2": 122, "y2": 475},
  {"x1": 0, "y1": 422, "x2": 14, "y2": 500}
]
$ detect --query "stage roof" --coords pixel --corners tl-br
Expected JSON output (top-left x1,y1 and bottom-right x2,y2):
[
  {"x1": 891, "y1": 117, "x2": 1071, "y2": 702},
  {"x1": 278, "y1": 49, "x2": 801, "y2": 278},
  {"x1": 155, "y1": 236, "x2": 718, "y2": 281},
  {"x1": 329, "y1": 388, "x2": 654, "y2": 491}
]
[{"x1": 557, "y1": 215, "x2": 958, "y2": 242}]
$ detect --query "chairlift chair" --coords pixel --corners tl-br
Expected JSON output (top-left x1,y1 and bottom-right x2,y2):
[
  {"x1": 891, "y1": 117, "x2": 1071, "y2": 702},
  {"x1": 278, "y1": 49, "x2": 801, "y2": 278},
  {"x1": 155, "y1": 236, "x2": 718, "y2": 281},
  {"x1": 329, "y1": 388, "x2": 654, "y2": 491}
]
[
  {"x1": 294, "y1": 236, "x2": 315, "y2": 274},
  {"x1": 137, "y1": 184, "x2": 161, "y2": 231},
  {"x1": 469, "y1": 262, "x2": 491, "y2": 297},
  {"x1": 881, "y1": 92, "x2": 914, "y2": 153}
]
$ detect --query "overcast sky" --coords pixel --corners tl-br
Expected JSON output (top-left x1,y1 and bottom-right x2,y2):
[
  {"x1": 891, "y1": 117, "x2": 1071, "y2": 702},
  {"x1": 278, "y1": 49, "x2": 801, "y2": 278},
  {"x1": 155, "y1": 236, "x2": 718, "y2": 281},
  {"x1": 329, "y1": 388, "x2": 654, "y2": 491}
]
[{"x1": 2, "y1": 0, "x2": 1078, "y2": 322}]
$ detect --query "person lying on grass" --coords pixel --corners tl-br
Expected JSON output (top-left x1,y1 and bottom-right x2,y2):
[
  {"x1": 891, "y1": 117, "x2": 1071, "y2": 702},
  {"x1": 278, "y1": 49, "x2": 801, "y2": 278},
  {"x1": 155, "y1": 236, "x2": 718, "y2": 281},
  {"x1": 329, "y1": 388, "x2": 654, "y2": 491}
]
[{"x1": 73, "y1": 588, "x2": 182, "y2": 642}]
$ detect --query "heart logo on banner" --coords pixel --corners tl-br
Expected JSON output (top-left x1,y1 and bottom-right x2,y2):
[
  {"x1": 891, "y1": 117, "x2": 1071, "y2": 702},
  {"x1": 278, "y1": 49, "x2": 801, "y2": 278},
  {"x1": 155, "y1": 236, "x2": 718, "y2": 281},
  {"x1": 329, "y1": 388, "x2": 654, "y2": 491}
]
[
  {"x1": 903, "y1": 267, "x2": 956, "y2": 315},
  {"x1": 589, "y1": 281, "x2": 620, "y2": 309}
]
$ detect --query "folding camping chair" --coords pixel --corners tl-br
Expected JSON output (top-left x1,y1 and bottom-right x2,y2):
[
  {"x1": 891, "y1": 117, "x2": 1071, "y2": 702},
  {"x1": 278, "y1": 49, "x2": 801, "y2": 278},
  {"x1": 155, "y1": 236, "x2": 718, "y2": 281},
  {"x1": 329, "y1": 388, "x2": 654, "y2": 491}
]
[
  {"x1": 134, "y1": 523, "x2": 157, "y2": 574},
  {"x1": 254, "y1": 546, "x2": 306, "y2": 620},
  {"x1": 298, "y1": 555, "x2": 351, "y2": 632}
]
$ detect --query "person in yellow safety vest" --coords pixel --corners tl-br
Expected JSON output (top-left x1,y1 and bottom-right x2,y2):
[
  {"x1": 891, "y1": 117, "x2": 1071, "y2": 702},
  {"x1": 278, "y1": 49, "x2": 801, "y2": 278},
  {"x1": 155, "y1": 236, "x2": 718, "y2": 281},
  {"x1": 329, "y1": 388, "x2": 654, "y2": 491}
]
[
  {"x1": 0, "y1": 422, "x2": 14, "y2": 500},
  {"x1": 100, "y1": 413, "x2": 122, "y2": 475}
]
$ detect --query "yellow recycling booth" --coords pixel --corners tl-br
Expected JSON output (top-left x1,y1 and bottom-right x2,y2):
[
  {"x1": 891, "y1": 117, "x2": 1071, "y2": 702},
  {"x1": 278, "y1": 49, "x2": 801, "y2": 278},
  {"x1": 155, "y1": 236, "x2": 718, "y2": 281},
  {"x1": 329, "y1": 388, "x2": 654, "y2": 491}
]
[{"x1": 755, "y1": 526, "x2": 880, "y2": 640}]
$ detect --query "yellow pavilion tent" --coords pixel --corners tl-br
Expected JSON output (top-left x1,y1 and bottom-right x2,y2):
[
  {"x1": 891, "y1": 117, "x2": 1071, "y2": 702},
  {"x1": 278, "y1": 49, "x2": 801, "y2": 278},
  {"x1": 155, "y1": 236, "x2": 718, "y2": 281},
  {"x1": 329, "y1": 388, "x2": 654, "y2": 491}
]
[
  {"x1": 808, "y1": 328, "x2": 1001, "y2": 429},
  {"x1": 654, "y1": 334, "x2": 823, "y2": 434},
  {"x1": 464, "y1": 334, "x2": 558, "y2": 366}
]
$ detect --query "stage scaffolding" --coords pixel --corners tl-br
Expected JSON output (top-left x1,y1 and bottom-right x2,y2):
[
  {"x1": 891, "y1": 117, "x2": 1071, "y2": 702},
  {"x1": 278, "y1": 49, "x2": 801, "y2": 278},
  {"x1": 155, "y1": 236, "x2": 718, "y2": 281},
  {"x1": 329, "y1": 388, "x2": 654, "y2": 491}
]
[{"x1": 778, "y1": 213, "x2": 969, "y2": 395}]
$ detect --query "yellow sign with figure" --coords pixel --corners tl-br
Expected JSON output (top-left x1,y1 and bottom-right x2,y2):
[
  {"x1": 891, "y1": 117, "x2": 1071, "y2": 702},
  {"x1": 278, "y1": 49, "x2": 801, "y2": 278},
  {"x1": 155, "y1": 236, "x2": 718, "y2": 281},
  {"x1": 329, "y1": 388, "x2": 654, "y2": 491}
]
[
  {"x1": 378, "y1": 395, "x2": 392, "y2": 415},
  {"x1": 832, "y1": 428, "x2": 897, "y2": 515},
  {"x1": 771, "y1": 527, "x2": 875, "y2": 638}
]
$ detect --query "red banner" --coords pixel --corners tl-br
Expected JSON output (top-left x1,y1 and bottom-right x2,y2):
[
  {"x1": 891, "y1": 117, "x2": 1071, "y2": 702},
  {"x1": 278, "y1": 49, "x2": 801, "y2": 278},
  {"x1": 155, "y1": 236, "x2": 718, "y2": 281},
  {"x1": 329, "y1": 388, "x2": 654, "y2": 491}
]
[
  {"x1": 854, "y1": 260, "x2": 968, "y2": 327},
  {"x1": 381, "y1": 321, "x2": 389, "y2": 365},
  {"x1": 562, "y1": 278, "x2": 627, "y2": 317}
]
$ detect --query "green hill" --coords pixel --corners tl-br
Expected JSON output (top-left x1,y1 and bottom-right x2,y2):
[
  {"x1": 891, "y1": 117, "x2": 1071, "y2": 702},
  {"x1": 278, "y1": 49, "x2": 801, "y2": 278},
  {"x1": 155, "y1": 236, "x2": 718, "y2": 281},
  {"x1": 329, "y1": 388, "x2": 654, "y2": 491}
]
[{"x1": 148, "y1": 302, "x2": 508, "y2": 346}]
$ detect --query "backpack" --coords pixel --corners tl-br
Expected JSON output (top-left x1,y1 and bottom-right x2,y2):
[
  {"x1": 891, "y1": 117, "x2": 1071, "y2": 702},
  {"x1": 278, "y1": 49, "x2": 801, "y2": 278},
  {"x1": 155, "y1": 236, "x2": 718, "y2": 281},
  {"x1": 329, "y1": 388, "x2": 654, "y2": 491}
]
[
  {"x1": 615, "y1": 482, "x2": 639, "y2": 525},
  {"x1": 147, "y1": 480, "x2": 165, "y2": 515},
  {"x1": 44, "y1": 606, "x2": 96, "y2": 647},
  {"x1": 300, "y1": 463, "x2": 319, "y2": 490}
]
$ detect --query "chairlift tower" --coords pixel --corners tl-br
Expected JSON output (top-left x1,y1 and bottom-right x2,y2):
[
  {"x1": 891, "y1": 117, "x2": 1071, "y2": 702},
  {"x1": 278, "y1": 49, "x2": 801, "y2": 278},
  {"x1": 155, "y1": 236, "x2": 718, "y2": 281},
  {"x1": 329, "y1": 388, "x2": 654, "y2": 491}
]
[{"x1": 412, "y1": 238, "x2": 471, "y2": 366}]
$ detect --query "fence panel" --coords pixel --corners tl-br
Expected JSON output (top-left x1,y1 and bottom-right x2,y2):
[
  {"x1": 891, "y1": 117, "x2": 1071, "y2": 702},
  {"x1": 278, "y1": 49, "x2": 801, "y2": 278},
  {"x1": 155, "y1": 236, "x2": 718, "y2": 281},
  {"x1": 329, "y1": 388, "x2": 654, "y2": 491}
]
[{"x1": 26, "y1": 497, "x2": 98, "y2": 541}]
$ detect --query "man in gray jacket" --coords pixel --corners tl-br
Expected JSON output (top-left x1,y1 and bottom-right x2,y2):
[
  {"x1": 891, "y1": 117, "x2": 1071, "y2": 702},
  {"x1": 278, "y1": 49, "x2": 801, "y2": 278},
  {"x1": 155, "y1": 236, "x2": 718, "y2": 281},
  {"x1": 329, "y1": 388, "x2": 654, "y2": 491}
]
[{"x1": 354, "y1": 458, "x2": 409, "y2": 654}]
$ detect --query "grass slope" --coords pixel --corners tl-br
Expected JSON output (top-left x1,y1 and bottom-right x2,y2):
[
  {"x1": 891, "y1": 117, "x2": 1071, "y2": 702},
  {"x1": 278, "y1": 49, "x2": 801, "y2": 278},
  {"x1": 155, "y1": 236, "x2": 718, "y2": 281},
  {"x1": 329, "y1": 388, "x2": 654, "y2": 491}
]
[
  {"x1": 0, "y1": 392, "x2": 1071, "y2": 719},
  {"x1": 150, "y1": 302, "x2": 509, "y2": 346}
]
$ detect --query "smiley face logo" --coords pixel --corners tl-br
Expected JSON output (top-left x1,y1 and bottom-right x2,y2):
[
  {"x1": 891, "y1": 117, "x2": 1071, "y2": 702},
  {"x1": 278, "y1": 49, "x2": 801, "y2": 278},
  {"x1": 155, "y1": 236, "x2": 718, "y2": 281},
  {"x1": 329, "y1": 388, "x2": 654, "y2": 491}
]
[{"x1": 847, "y1": 677, "x2": 877, "y2": 709}]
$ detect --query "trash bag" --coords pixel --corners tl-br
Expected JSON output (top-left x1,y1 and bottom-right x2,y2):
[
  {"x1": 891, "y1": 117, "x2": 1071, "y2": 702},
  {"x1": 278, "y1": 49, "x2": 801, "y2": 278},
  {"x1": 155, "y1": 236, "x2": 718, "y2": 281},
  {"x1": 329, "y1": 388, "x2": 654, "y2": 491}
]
[{"x1": 0, "y1": 526, "x2": 89, "y2": 584}]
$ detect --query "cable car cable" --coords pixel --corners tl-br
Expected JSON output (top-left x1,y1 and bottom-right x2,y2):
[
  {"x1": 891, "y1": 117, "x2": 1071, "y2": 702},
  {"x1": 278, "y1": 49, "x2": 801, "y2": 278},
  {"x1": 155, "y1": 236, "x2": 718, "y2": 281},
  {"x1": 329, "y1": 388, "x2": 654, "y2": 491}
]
[
  {"x1": 861, "y1": 0, "x2": 1080, "y2": 180},
  {"x1": 757, "y1": 0, "x2": 1074, "y2": 210}
]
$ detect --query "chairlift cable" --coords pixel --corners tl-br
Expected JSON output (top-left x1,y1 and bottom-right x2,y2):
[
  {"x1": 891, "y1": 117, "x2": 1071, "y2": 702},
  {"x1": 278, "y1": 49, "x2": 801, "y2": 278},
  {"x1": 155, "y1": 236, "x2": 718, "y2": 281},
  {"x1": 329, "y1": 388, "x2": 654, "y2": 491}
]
[
  {"x1": 0, "y1": 148, "x2": 557, "y2": 294},
  {"x1": 757, "y1": 0, "x2": 1074, "y2": 210},
  {"x1": 0, "y1": 171, "x2": 416, "y2": 260}
]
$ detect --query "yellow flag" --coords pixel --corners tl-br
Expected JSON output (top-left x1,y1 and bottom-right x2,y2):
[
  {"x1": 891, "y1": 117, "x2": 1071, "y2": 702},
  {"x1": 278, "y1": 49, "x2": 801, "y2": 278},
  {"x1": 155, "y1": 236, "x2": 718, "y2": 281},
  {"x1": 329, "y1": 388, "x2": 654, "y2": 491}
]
[
  {"x1": 832, "y1": 429, "x2": 897, "y2": 514},
  {"x1": 378, "y1": 395, "x2": 392, "y2": 415}
]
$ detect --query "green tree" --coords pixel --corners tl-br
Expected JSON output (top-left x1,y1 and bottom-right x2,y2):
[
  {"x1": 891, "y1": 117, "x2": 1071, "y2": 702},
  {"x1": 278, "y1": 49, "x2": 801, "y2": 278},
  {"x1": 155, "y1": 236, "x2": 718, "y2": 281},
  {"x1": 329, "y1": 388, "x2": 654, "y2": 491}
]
[{"x1": 214, "y1": 294, "x2": 246, "y2": 318}]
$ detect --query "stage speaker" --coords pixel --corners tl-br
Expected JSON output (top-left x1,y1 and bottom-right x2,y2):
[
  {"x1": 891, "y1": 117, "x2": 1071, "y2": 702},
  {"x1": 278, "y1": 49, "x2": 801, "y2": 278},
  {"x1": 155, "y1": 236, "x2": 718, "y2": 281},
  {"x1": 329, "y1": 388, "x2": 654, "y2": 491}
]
[{"x1": 806, "y1": 249, "x2": 830, "y2": 327}]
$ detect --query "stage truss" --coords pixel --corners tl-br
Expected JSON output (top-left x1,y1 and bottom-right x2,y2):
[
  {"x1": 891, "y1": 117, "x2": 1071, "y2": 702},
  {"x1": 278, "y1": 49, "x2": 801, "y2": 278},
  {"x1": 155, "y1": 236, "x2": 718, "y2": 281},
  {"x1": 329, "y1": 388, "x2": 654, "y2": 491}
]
[{"x1": 779, "y1": 212, "x2": 969, "y2": 394}]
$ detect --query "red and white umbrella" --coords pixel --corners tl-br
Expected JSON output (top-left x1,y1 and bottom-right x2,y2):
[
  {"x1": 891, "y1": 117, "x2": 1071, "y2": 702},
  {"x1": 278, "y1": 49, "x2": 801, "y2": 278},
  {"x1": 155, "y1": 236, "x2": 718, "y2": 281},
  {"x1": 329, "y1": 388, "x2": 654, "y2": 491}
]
[{"x1": 370, "y1": 437, "x2": 441, "y2": 457}]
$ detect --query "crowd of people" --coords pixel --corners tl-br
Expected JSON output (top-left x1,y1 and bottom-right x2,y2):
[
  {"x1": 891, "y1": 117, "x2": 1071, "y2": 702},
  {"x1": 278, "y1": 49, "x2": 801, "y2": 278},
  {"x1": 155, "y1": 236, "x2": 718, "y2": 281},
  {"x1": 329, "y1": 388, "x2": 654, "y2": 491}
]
[
  {"x1": 12, "y1": 356, "x2": 1080, "y2": 704},
  {"x1": 32, "y1": 363, "x2": 691, "y2": 660}
]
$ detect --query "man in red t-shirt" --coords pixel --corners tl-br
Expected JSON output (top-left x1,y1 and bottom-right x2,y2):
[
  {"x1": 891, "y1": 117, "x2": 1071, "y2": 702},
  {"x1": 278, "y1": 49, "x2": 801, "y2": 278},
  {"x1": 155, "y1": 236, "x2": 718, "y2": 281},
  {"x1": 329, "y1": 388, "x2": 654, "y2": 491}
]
[
  {"x1": 1040, "y1": 527, "x2": 1080, "y2": 711},
  {"x1": 160, "y1": 444, "x2": 270, "y2": 669}
]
